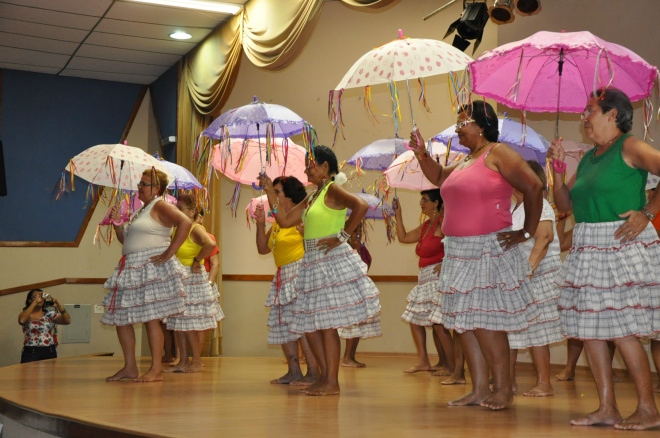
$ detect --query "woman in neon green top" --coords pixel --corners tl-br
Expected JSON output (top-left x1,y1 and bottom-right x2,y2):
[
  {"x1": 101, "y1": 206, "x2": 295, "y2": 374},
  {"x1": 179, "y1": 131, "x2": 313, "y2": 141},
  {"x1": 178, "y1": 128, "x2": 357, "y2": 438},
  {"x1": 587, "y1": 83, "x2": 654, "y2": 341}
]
[
  {"x1": 254, "y1": 176, "x2": 320, "y2": 385},
  {"x1": 259, "y1": 145, "x2": 381, "y2": 396},
  {"x1": 549, "y1": 88, "x2": 660, "y2": 430}
]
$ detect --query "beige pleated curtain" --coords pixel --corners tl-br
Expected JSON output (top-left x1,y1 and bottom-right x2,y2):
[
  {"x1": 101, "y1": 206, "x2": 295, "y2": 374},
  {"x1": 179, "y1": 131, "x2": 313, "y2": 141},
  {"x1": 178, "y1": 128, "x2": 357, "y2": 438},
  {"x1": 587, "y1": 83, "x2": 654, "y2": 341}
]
[{"x1": 177, "y1": 0, "x2": 392, "y2": 355}]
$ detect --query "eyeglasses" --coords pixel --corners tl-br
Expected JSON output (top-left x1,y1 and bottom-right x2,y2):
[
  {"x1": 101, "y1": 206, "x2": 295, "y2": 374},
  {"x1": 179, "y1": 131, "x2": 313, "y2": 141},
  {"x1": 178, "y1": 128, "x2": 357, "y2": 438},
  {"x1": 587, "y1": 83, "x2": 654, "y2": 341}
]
[
  {"x1": 581, "y1": 107, "x2": 596, "y2": 120},
  {"x1": 420, "y1": 198, "x2": 430, "y2": 203},
  {"x1": 137, "y1": 182, "x2": 154, "y2": 188},
  {"x1": 456, "y1": 119, "x2": 474, "y2": 129}
]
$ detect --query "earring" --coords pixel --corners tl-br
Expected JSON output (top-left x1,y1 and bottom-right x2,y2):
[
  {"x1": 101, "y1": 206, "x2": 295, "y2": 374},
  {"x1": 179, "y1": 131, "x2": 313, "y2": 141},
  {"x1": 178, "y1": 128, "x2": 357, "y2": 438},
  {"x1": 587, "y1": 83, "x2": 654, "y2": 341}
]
[{"x1": 479, "y1": 131, "x2": 483, "y2": 136}]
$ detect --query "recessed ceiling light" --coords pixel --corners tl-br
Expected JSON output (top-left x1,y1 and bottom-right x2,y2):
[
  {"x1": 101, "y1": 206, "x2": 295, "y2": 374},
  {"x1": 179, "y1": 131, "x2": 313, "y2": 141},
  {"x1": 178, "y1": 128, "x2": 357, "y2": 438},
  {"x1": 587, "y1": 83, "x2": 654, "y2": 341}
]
[
  {"x1": 170, "y1": 31, "x2": 192, "y2": 40},
  {"x1": 130, "y1": 0, "x2": 241, "y2": 14}
]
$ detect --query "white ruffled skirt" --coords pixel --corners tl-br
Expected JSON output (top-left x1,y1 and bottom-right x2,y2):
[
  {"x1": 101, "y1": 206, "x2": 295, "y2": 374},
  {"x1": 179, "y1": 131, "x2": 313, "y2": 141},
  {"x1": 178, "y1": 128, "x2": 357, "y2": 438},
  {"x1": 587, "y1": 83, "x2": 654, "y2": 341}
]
[
  {"x1": 290, "y1": 239, "x2": 381, "y2": 335},
  {"x1": 167, "y1": 266, "x2": 224, "y2": 331},
  {"x1": 101, "y1": 246, "x2": 187, "y2": 326},
  {"x1": 429, "y1": 229, "x2": 539, "y2": 333},
  {"x1": 401, "y1": 263, "x2": 441, "y2": 327},
  {"x1": 265, "y1": 260, "x2": 303, "y2": 344}
]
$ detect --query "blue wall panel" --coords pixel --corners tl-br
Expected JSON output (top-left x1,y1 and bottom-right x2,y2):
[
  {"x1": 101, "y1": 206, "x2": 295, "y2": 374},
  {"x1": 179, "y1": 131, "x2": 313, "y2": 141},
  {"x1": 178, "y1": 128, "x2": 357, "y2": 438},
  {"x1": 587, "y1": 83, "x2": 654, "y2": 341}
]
[{"x1": 0, "y1": 69, "x2": 143, "y2": 242}]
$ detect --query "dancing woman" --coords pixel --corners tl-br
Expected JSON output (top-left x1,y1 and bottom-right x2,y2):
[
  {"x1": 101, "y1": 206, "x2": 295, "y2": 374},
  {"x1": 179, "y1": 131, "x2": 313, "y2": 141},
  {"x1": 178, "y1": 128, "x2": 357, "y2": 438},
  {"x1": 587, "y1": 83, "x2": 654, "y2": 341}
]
[
  {"x1": 259, "y1": 145, "x2": 381, "y2": 396},
  {"x1": 254, "y1": 176, "x2": 320, "y2": 385},
  {"x1": 103, "y1": 169, "x2": 191, "y2": 382},
  {"x1": 408, "y1": 101, "x2": 543, "y2": 409}
]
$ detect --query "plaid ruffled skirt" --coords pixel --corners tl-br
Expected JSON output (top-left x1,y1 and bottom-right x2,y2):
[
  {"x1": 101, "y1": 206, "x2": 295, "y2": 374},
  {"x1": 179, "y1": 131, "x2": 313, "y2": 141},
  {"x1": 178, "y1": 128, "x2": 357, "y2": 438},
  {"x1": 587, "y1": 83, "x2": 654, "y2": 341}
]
[
  {"x1": 265, "y1": 260, "x2": 303, "y2": 344},
  {"x1": 401, "y1": 263, "x2": 441, "y2": 327},
  {"x1": 429, "y1": 229, "x2": 539, "y2": 333},
  {"x1": 101, "y1": 246, "x2": 187, "y2": 326},
  {"x1": 290, "y1": 239, "x2": 381, "y2": 334},
  {"x1": 557, "y1": 220, "x2": 660, "y2": 340},
  {"x1": 508, "y1": 254, "x2": 564, "y2": 348},
  {"x1": 167, "y1": 266, "x2": 224, "y2": 331}
]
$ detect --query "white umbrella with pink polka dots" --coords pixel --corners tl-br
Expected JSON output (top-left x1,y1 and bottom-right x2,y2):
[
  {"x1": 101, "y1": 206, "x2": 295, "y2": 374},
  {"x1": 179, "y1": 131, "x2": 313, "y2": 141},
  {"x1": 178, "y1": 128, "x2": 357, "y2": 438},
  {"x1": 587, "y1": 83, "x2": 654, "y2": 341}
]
[
  {"x1": 63, "y1": 143, "x2": 174, "y2": 192},
  {"x1": 330, "y1": 30, "x2": 473, "y2": 138}
]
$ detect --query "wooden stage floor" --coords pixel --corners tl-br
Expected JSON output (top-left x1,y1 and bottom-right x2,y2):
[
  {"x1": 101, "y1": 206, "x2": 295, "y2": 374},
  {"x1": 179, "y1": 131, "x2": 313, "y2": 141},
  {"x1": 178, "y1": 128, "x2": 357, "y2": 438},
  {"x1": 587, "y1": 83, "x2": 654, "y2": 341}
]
[{"x1": 0, "y1": 355, "x2": 658, "y2": 438}]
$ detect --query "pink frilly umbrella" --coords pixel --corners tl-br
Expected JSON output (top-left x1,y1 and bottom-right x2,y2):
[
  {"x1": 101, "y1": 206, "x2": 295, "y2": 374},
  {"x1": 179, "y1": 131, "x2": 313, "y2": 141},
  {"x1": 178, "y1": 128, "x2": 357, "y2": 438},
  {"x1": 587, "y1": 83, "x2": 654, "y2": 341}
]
[
  {"x1": 212, "y1": 138, "x2": 310, "y2": 216},
  {"x1": 384, "y1": 146, "x2": 461, "y2": 191},
  {"x1": 469, "y1": 30, "x2": 659, "y2": 138},
  {"x1": 245, "y1": 195, "x2": 273, "y2": 225}
]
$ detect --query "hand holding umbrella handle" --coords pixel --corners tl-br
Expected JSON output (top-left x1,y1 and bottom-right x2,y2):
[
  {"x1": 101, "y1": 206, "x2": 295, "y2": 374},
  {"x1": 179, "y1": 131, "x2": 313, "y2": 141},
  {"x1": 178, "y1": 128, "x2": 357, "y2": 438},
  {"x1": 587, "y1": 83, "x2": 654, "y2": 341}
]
[
  {"x1": 253, "y1": 172, "x2": 265, "y2": 190},
  {"x1": 552, "y1": 160, "x2": 567, "y2": 173}
]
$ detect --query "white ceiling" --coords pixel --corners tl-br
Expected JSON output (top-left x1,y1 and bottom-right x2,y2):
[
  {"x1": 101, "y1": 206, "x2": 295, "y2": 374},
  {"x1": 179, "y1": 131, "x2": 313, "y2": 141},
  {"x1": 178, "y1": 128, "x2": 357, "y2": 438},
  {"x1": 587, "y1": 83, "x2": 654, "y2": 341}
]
[{"x1": 0, "y1": 0, "x2": 248, "y2": 84}]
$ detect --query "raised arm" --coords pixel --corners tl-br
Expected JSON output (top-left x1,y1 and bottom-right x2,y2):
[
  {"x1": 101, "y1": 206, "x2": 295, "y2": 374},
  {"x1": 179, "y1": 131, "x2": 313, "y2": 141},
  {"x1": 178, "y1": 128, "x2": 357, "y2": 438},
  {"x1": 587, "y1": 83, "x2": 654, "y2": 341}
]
[
  {"x1": 547, "y1": 139, "x2": 573, "y2": 213},
  {"x1": 393, "y1": 198, "x2": 423, "y2": 243},
  {"x1": 109, "y1": 206, "x2": 126, "y2": 244},
  {"x1": 258, "y1": 174, "x2": 308, "y2": 229},
  {"x1": 408, "y1": 129, "x2": 456, "y2": 187},
  {"x1": 18, "y1": 299, "x2": 39, "y2": 325},
  {"x1": 254, "y1": 204, "x2": 273, "y2": 255},
  {"x1": 52, "y1": 297, "x2": 72, "y2": 325}
]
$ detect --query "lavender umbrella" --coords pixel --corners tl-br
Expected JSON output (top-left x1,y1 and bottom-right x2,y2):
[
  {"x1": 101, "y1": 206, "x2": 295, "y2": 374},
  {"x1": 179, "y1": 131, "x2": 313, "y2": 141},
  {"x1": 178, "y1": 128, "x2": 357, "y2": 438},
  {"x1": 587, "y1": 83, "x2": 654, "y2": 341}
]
[
  {"x1": 432, "y1": 117, "x2": 549, "y2": 163},
  {"x1": 347, "y1": 137, "x2": 409, "y2": 172},
  {"x1": 153, "y1": 153, "x2": 203, "y2": 190},
  {"x1": 202, "y1": 97, "x2": 313, "y2": 140},
  {"x1": 347, "y1": 192, "x2": 394, "y2": 220}
]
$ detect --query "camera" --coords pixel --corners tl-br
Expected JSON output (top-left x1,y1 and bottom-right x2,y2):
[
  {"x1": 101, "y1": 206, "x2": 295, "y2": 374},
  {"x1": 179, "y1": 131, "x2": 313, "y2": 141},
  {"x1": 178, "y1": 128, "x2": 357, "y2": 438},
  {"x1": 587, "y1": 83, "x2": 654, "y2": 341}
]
[
  {"x1": 42, "y1": 293, "x2": 51, "y2": 300},
  {"x1": 41, "y1": 293, "x2": 54, "y2": 307}
]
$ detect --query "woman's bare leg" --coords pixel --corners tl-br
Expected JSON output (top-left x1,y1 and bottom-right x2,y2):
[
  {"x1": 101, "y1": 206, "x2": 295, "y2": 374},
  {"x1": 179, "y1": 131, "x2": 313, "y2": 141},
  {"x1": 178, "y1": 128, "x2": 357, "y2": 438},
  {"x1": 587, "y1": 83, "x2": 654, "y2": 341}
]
[
  {"x1": 165, "y1": 331, "x2": 190, "y2": 373},
  {"x1": 442, "y1": 333, "x2": 466, "y2": 385},
  {"x1": 448, "y1": 330, "x2": 491, "y2": 406},
  {"x1": 342, "y1": 337, "x2": 366, "y2": 368},
  {"x1": 271, "y1": 340, "x2": 304, "y2": 384},
  {"x1": 474, "y1": 329, "x2": 513, "y2": 410},
  {"x1": 509, "y1": 349, "x2": 518, "y2": 393},
  {"x1": 556, "y1": 338, "x2": 583, "y2": 381},
  {"x1": 184, "y1": 331, "x2": 203, "y2": 373},
  {"x1": 431, "y1": 327, "x2": 448, "y2": 371},
  {"x1": 291, "y1": 335, "x2": 321, "y2": 386},
  {"x1": 431, "y1": 324, "x2": 454, "y2": 376},
  {"x1": 525, "y1": 345, "x2": 553, "y2": 397},
  {"x1": 106, "y1": 325, "x2": 139, "y2": 381},
  {"x1": 404, "y1": 324, "x2": 432, "y2": 373},
  {"x1": 306, "y1": 329, "x2": 340, "y2": 396},
  {"x1": 612, "y1": 336, "x2": 660, "y2": 430},
  {"x1": 136, "y1": 320, "x2": 164, "y2": 382},
  {"x1": 570, "y1": 339, "x2": 622, "y2": 426},
  {"x1": 161, "y1": 321, "x2": 174, "y2": 363},
  {"x1": 302, "y1": 331, "x2": 326, "y2": 392},
  {"x1": 651, "y1": 340, "x2": 660, "y2": 392}
]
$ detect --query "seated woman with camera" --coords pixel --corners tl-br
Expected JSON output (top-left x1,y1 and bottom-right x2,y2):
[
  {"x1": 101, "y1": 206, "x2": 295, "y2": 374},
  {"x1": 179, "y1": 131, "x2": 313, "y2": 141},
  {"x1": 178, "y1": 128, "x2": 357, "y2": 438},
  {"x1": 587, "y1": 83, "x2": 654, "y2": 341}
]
[{"x1": 18, "y1": 289, "x2": 72, "y2": 363}]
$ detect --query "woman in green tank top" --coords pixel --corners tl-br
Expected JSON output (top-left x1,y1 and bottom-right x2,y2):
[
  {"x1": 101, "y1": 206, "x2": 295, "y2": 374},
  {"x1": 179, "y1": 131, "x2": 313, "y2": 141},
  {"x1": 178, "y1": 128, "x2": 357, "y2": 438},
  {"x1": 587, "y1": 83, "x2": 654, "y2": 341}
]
[
  {"x1": 549, "y1": 87, "x2": 660, "y2": 430},
  {"x1": 258, "y1": 145, "x2": 381, "y2": 396}
]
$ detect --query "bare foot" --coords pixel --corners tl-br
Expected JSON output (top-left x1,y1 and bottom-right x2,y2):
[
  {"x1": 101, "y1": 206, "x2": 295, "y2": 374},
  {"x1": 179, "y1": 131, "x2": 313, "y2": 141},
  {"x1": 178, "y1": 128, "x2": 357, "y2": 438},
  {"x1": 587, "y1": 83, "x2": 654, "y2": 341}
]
[
  {"x1": 523, "y1": 383, "x2": 553, "y2": 397},
  {"x1": 480, "y1": 389, "x2": 514, "y2": 410},
  {"x1": 442, "y1": 374, "x2": 466, "y2": 385},
  {"x1": 342, "y1": 358, "x2": 366, "y2": 368},
  {"x1": 300, "y1": 379, "x2": 324, "y2": 392},
  {"x1": 290, "y1": 374, "x2": 318, "y2": 387},
  {"x1": 448, "y1": 391, "x2": 490, "y2": 406},
  {"x1": 185, "y1": 363, "x2": 203, "y2": 373},
  {"x1": 570, "y1": 408, "x2": 622, "y2": 427},
  {"x1": 305, "y1": 382, "x2": 340, "y2": 396},
  {"x1": 163, "y1": 363, "x2": 188, "y2": 373},
  {"x1": 431, "y1": 362, "x2": 447, "y2": 370},
  {"x1": 614, "y1": 409, "x2": 660, "y2": 430},
  {"x1": 431, "y1": 366, "x2": 452, "y2": 377},
  {"x1": 555, "y1": 368, "x2": 575, "y2": 381},
  {"x1": 106, "y1": 367, "x2": 139, "y2": 381},
  {"x1": 135, "y1": 369, "x2": 163, "y2": 383},
  {"x1": 161, "y1": 355, "x2": 174, "y2": 363},
  {"x1": 403, "y1": 364, "x2": 432, "y2": 374},
  {"x1": 270, "y1": 372, "x2": 303, "y2": 384}
]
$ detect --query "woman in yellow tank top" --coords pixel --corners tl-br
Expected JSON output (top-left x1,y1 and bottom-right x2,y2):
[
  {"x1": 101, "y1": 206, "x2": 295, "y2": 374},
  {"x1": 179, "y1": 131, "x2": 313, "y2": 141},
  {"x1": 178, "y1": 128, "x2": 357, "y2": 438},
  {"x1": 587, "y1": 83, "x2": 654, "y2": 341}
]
[
  {"x1": 258, "y1": 145, "x2": 381, "y2": 396},
  {"x1": 254, "y1": 176, "x2": 320, "y2": 385},
  {"x1": 165, "y1": 194, "x2": 224, "y2": 373}
]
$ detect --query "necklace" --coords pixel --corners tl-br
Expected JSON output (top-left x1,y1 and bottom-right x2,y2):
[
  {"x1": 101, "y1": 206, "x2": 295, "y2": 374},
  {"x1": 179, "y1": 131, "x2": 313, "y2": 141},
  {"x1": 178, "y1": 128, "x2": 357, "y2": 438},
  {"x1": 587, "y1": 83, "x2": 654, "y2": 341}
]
[
  {"x1": 595, "y1": 133, "x2": 621, "y2": 155},
  {"x1": 301, "y1": 179, "x2": 330, "y2": 226},
  {"x1": 464, "y1": 141, "x2": 493, "y2": 162},
  {"x1": 126, "y1": 199, "x2": 153, "y2": 228}
]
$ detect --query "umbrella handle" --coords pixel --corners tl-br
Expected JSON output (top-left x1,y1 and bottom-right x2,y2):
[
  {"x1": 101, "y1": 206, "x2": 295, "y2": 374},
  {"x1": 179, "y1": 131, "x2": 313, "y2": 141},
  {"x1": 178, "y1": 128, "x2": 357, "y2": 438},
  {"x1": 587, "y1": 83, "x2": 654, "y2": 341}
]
[
  {"x1": 252, "y1": 182, "x2": 264, "y2": 190},
  {"x1": 403, "y1": 127, "x2": 424, "y2": 150},
  {"x1": 552, "y1": 159, "x2": 567, "y2": 173}
]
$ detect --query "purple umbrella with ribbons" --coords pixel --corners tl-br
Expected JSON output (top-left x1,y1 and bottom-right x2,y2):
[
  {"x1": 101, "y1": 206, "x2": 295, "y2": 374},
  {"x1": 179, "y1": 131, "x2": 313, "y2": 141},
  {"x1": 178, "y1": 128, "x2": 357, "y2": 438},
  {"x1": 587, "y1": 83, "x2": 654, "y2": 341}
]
[
  {"x1": 432, "y1": 116, "x2": 549, "y2": 163},
  {"x1": 153, "y1": 153, "x2": 203, "y2": 191},
  {"x1": 347, "y1": 191, "x2": 396, "y2": 243},
  {"x1": 347, "y1": 137, "x2": 409, "y2": 173}
]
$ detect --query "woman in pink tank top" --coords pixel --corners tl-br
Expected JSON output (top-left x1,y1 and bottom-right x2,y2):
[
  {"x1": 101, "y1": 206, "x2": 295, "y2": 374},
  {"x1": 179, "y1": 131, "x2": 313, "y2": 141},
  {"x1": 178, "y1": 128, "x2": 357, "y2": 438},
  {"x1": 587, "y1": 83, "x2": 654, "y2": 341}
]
[{"x1": 408, "y1": 100, "x2": 544, "y2": 410}]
